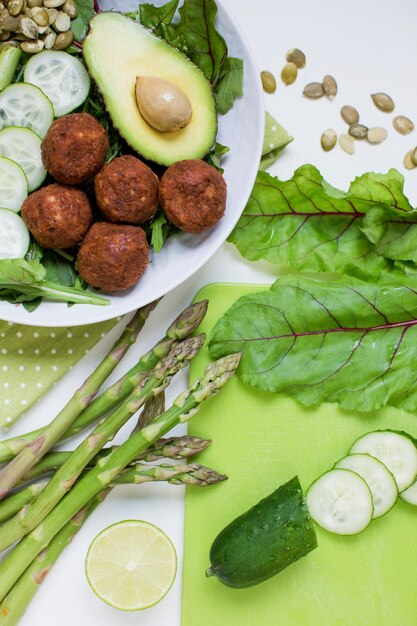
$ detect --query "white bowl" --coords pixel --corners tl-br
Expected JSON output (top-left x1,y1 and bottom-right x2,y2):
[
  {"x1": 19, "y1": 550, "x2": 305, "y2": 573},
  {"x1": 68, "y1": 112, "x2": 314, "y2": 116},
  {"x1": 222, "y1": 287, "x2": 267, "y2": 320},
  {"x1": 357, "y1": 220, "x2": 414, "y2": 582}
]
[{"x1": 0, "y1": 0, "x2": 264, "y2": 326}]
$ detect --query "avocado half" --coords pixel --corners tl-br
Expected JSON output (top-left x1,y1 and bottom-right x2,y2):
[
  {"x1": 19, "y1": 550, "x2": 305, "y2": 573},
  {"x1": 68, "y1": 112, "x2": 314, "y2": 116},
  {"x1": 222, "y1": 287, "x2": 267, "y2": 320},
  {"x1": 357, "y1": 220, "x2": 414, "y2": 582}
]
[{"x1": 83, "y1": 12, "x2": 218, "y2": 166}]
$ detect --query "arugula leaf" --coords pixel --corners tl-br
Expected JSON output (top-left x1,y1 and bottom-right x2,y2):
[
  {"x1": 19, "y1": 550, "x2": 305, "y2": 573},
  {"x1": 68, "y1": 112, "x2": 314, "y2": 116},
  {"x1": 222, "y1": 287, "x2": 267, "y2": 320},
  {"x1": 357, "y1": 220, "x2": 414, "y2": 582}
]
[
  {"x1": 209, "y1": 273, "x2": 417, "y2": 413},
  {"x1": 229, "y1": 165, "x2": 393, "y2": 280},
  {"x1": 72, "y1": 0, "x2": 95, "y2": 43},
  {"x1": 214, "y1": 57, "x2": 243, "y2": 114},
  {"x1": 205, "y1": 142, "x2": 229, "y2": 171},
  {"x1": 42, "y1": 250, "x2": 78, "y2": 287},
  {"x1": 150, "y1": 212, "x2": 169, "y2": 253},
  {"x1": 0, "y1": 258, "x2": 46, "y2": 284},
  {"x1": 138, "y1": 0, "x2": 179, "y2": 35}
]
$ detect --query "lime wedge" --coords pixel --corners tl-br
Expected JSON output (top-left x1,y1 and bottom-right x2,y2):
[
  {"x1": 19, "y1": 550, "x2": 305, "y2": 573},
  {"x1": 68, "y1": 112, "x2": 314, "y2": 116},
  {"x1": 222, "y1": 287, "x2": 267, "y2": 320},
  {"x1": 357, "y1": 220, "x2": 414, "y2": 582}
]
[{"x1": 85, "y1": 520, "x2": 177, "y2": 611}]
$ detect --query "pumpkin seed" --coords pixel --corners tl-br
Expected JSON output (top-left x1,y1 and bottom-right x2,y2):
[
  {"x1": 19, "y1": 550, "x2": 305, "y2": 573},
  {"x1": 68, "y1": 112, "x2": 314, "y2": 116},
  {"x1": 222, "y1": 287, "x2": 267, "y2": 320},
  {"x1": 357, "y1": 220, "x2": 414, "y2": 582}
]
[
  {"x1": 393, "y1": 115, "x2": 414, "y2": 136},
  {"x1": 281, "y1": 62, "x2": 297, "y2": 86},
  {"x1": 19, "y1": 16, "x2": 38, "y2": 38},
  {"x1": 28, "y1": 0, "x2": 42, "y2": 6},
  {"x1": 37, "y1": 23, "x2": 49, "y2": 33},
  {"x1": 340, "y1": 105, "x2": 359, "y2": 125},
  {"x1": 348, "y1": 123, "x2": 368, "y2": 139},
  {"x1": 46, "y1": 7, "x2": 57, "y2": 23},
  {"x1": 303, "y1": 81, "x2": 324, "y2": 99},
  {"x1": 2, "y1": 15, "x2": 20, "y2": 30},
  {"x1": 43, "y1": 0, "x2": 64, "y2": 7},
  {"x1": 62, "y1": 0, "x2": 76, "y2": 18},
  {"x1": 0, "y1": 30, "x2": 9, "y2": 39},
  {"x1": 321, "y1": 128, "x2": 337, "y2": 152},
  {"x1": 371, "y1": 92, "x2": 394, "y2": 113},
  {"x1": 338, "y1": 133, "x2": 355, "y2": 155},
  {"x1": 411, "y1": 148, "x2": 417, "y2": 166},
  {"x1": 260, "y1": 70, "x2": 276, "y2": 94},
  {"x1": 7, "y1": 0, "x2": 23, "y2": 16},
  {"x1": 20, "y1": 36, "x2": 43, "y2": 51},
  {"x1": 30, "y1": 6, "x2": 48, "y2": 25},
  {"x1": 367, "y1": 127, "x2": 387, "y2": 144},
  {"x1": 53, "y1": 10, "x2": 69, "y2": 31},
  {"x1": 0, "y1": 8, "x2": 8, "y2": 18},
  {"x1": 43, "y1": 29, "x2": 55, "y2": 47},
  {"x1": 0, "y1": 2, "x2": 4, "y2": 8},
  {"x1": 0, "y1": 38, "x2": 18, "y2": 48},
  {"x1": 404, "y1": 150, "x2": 417, "y2": 170},
  {"x1": 53, "y1": 28, "x2": 71, "y2": 49},
  {"x1": 285, "y1": 48, "x2": 306, "y2": 68},
  {"x1": 322, "y1": 74, "x2": 337, "y2": 99}
]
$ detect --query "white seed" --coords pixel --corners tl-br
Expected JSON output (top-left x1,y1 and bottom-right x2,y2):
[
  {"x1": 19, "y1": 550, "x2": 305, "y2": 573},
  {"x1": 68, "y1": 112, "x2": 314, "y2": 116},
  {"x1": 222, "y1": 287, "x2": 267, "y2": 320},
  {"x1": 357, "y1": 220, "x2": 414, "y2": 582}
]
[
  {"x1": 371, "y1": 92, "x2": 394, "y2": 112},
  {"x1": 303, "y1": 81, "x2": 324, "y2": 99},
  {"x1": 338, "y1": 133, "x2": 355, "y2": 155},
  {"x1": 53, "y1": 10, "x2": 69, "y2": 31},
  {"x1": 20, "y1": 37, "x2": 43, "y2": 52},
  {"x1": 367, "y1": 127, "x2": 387, "y2": 144},
  {"x1": 322, "y1": 75, "x2": 337, "y2": 99},
  {"x1": 43, "y1": 0, "x2": 65, "y2": 7},
  {"x1": 321, "y1": 129, "x2": 337, "y2": 152},
  {"x1": 393, "y1": 115, "x2": 414, "y2": 136},
  {"x1": 62, "y1": 0, "x2": 77, "y2": 18},
  {"x1": 404, "y1": 150, "x2": 417, "y2": 170}
]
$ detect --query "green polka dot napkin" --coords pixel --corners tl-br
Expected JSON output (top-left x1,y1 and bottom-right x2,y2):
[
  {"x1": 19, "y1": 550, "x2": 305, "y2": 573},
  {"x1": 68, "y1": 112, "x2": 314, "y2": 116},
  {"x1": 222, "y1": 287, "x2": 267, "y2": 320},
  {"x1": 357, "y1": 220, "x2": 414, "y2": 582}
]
[
  {"x1": 0, "y1": 112, "x2": 288, "y2": 429},
  {"x1": 0, "y1": 319, "x2": 117, "y2": 428}
]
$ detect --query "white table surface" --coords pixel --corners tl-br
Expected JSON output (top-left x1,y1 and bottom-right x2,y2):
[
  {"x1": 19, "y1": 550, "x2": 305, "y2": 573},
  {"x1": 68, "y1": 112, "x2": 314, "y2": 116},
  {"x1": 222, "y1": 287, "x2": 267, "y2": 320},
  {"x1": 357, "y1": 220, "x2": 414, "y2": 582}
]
[{"x1": 16, "y1": 0, "x2": 417, "y2": 624}]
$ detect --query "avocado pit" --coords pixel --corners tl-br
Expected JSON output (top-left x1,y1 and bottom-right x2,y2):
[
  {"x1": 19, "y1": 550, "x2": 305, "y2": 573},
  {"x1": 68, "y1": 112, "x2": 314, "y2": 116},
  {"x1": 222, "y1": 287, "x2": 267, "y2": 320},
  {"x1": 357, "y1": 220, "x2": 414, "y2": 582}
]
[{"x1": 135, "y1": 76, "x2": 193, "y2": 133}]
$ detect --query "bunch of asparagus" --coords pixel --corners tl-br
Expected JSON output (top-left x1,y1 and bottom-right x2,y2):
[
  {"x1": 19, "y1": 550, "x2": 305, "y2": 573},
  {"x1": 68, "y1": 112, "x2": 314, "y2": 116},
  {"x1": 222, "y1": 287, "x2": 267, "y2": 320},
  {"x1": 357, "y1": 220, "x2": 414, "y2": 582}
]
[{"x1": 0, "y1": 300, "x2": 240, "y2": 625}]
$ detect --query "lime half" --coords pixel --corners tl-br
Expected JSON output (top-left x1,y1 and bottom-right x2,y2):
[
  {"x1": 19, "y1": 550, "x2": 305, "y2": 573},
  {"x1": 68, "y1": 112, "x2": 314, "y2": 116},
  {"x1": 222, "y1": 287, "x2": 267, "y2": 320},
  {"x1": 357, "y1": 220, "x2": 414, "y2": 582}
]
[{"x1": 85, "y1": 520, "x2": 177, "y2": 611}]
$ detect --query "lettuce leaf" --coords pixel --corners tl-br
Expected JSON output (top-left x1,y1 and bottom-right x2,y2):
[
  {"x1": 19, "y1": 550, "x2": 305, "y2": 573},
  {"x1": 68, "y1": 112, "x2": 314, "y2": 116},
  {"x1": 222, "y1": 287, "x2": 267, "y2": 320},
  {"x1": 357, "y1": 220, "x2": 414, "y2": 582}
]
[
  {"x1": 229, "y1": 166, "x2": 414, "y2": 280},
  {"x1": 209, "y1": 273, "x2": 417, "y2": 413}
]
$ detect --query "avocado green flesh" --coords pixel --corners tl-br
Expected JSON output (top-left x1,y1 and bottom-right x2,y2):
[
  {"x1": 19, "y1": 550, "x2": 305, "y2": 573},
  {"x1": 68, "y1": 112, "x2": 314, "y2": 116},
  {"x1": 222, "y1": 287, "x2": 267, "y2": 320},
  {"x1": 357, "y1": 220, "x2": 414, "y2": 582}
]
[
  {"x1": 83, "y1": 12, "x2": 217, "y2": 166},
  {"x1": 208, "y1": 476, "x2": 318, "y2": 588}
]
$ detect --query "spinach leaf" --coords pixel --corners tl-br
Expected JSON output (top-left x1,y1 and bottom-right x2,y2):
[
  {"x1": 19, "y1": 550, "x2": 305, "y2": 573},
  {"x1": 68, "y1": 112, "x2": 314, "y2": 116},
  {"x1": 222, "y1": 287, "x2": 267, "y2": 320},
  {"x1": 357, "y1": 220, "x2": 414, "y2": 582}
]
[
  {"x1": 138, "y1": 0, "x2": 180, "y2": 35},
  {"x1": 72, "y1": 0, "x2": 95, "y2": 43},
  {"x1": 214, "y1": 57, "x2": 243, "y2": 114},
  {"x1": 42, "y1": 250, "x2": 78, "y2": 287},
  {"x1": 229, "y1": 166, "x2": 414, "y2": 281},
  {"x1": 209, "y1": 273, "x2": 417, "y2": 413}
]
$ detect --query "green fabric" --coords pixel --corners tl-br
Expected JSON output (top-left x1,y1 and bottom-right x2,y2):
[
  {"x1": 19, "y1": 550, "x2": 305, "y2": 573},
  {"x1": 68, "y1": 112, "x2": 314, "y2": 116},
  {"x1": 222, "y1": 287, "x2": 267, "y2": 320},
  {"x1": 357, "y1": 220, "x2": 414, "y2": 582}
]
[
  {"x1": 0, "y1": 319, "x2": 117, "y2": 428},
  {"x1": 182, "y1": 283, "x2": 417, "y2": 626},
  {"x1": 260, "y1": 111, "x2": 293, "y2": 170}
]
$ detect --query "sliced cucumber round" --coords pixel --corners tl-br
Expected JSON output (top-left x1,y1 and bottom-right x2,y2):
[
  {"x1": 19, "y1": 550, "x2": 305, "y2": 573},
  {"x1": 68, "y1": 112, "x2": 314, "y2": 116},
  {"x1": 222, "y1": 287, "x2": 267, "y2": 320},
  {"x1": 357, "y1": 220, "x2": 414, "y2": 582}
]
[
  {"x1": 0, "y1": 157, "x2": 28, "y2": 213},
  {"x1": 400, "y1": 480, "x2": 417, "y2": 506},
  {"x1": 0, "y1": 127, "x2": 46, "y2": 192},
  {"x1": 306, "y1": 468, "x2": 373, "y2": 535},
  {"x1": 350, "y1": 430, "x2": 417, "y2": 492},
  {"x1": 0, "y1": 83, "x2": 54, "y2": 139},
  {"x1": 0, "y1": 208, "x2": 30, "y2": 259},
  {"x1": 24, "y1": 51, "x2": 90, "y2": 117},
  {"x1": 335, "y1": 453, "x2": 398, "y2": 518}
]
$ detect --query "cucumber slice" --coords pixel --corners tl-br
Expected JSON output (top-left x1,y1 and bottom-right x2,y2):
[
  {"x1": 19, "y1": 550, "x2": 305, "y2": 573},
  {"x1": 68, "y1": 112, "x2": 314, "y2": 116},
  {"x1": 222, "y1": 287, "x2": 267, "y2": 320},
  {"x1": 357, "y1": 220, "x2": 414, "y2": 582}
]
[
  {"x1": 350, "y1": 430, "x2": 417, "y2": 492},
  {"x1": 334, "y1": 454, "x2": 398, "y2": 518},
  {"x1": 0, "y1": 83, "x2": 54, "y2": 139},
  {"x1": 400, "y1": 480, "x2": 417, "y2": 505},
  {"x1": 0, "y1": 157, "x2": 28, "y2": 213},
  {"x1": 306, "y1": 468, "x2": 373, "y2": 535},
  {"x1": 0, "y1": 127, "x2": 46, "y2": 192},
  {"x1": 0, "y1": 208, "x2": 30, "y2": 259},
  {"x1": 24, "y1": 51, "x2": 90, "y2": 117}
]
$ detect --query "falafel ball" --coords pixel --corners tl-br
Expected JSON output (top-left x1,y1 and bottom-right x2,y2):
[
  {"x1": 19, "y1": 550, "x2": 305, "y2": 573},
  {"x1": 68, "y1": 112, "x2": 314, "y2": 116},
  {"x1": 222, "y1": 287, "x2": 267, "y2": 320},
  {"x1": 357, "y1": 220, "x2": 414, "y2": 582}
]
[
  {"x1": 77, "y1": 223, "x2": 149, "y2": 292},
  {"x1": 159, "y1": 159, "x2": 227, "y2": 234},
  {"x1": 21, "y1": 184, "x2": 93, "y2": 249},
  {"x1": 94, "y1": 155, "x2": 159, "y2": 224},
  {"x1": 42, "y1": 113, "x2": 109, "y2": 185}
]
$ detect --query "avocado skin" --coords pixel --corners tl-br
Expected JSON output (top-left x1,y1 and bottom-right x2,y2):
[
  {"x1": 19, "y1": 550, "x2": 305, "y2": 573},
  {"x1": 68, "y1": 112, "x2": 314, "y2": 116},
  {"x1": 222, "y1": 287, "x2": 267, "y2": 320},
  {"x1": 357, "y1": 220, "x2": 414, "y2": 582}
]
[
  {"x1": 208, "y1": 476, "x2": 318, "y2": 588},
  {"x1": 82, "y1": 12, "x2": 218, "y2": 167}
]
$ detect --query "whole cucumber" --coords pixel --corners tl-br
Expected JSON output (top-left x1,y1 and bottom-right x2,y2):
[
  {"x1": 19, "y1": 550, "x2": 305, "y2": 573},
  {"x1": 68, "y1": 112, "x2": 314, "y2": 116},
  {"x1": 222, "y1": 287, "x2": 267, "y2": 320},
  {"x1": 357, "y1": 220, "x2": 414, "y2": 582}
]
[{"x1": 206, "y1": 476, "x2": 317, "y2": 588}]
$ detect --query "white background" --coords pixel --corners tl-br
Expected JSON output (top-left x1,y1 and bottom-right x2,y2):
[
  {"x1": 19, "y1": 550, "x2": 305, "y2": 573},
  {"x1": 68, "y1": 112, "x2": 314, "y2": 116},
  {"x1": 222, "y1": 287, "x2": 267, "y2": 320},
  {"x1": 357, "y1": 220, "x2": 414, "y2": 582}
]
[{"x1": 15, "y1": 0, "x2": 417, "y2": 624}]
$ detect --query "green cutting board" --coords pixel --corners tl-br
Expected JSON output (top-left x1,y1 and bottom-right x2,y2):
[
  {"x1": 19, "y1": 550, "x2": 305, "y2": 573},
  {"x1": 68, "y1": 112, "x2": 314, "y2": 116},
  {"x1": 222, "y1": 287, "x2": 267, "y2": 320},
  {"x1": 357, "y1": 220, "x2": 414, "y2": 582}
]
[{"x1": 182, "y1": 283, "x2": 417, "y2": 626}]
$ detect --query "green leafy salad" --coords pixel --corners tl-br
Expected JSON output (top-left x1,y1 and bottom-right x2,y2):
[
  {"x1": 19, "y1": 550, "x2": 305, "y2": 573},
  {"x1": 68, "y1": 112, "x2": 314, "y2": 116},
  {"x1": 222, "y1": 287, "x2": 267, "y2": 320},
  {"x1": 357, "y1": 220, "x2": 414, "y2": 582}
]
[{"x1": 0, "y1": 0, "x2": 244, "y2": 311}]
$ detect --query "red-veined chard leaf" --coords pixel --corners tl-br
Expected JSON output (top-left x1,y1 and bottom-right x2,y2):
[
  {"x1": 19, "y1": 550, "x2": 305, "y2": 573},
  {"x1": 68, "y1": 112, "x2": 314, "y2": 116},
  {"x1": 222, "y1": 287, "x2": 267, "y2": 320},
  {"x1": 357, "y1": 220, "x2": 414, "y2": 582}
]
[
  {"x1": 228, "y1": 166, "x2": 414, "y2": 280},
  {"x1": 73, "y1": 0, "x2": 95, "y2": 43},
  {"x1": 138, "y1": 0, "x2": 180, "y2": 35},
  {"x1": 361, "y1": 205, "x2": 417, "y2": 263},
  {"x1": 209, "y1": 273, "x2": 417, "y2": 413}
]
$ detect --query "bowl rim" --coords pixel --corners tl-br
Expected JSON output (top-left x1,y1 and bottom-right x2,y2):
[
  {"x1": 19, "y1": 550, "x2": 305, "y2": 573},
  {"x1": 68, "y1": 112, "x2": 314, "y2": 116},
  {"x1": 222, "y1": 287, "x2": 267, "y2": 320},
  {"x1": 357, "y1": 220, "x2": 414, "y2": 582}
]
[{"x1": 0, "y1": 0, "x2": 265, "y2": 327}]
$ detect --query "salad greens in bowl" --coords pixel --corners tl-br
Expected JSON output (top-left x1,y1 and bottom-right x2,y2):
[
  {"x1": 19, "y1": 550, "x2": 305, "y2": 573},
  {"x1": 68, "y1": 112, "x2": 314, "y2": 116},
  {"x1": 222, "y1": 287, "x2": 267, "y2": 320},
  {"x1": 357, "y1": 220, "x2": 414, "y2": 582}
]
[{"x1": 0, "y1": 0, "x2": 264, "y2": 326}]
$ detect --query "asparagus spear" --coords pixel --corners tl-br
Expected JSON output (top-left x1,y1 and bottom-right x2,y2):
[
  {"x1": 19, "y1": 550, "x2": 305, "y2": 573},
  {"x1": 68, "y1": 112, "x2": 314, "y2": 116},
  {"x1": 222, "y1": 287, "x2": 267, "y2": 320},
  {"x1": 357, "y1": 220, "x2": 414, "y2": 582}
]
[
  {"x1": 0, "y1": 481, "x2": 49, "y2": 525},
  {"x1": 0, "y1": 336, "x2": 204, "y2": 552},
  {"x1": 0, "y1": 461, "x2": 225, "y2": 625},
  {"x1": 16, "y1": 436, "x2": 211, "y2": 485},
  {"x1": 0, "y1": 303, "x2": 157, "y2": 500},
  {"x1": 0, "y1": 353, "x2": 240, "y2": 601},
  {"x1": 0, "y1": 301, "x2": 208, "y2": 464}
]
